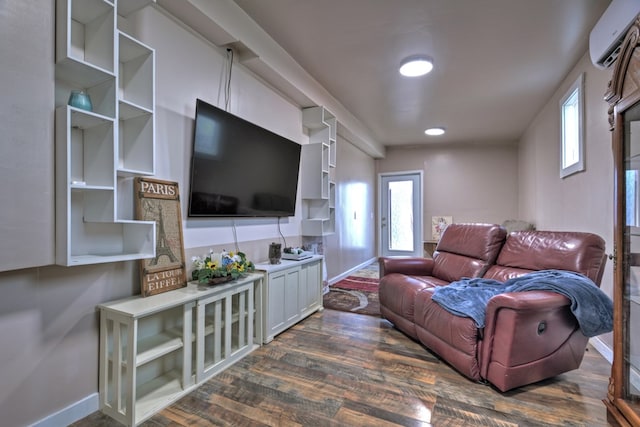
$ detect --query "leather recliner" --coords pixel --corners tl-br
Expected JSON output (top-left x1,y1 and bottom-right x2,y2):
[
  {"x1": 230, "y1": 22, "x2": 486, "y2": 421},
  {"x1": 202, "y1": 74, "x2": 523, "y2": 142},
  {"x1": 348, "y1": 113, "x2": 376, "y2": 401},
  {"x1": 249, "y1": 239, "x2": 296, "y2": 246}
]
[{"x1": 379, "y1": 223, "x2": 607, "y2": 391}]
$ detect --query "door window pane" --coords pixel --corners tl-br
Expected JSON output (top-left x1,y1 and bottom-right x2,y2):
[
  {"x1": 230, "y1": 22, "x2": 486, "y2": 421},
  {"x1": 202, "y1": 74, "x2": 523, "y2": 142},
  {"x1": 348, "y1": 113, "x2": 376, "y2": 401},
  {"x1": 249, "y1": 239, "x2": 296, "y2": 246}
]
[{"x1": 388, "y1": 180, "x2": 414, "y2": 251}]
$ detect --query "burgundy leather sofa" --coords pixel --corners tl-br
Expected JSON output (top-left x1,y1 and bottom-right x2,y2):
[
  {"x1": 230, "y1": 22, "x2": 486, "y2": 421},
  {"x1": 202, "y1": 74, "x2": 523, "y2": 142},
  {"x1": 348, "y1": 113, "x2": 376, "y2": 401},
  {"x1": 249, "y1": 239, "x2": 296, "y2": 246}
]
[{"x1": 379, "y1": 223, "x2": 607, "y2": 391}]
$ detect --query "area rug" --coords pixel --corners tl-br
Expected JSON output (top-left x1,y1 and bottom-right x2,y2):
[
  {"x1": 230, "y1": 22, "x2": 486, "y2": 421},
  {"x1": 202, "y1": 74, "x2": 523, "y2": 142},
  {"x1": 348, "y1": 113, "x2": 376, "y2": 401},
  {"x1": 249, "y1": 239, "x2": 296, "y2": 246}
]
[{"x1": 323, "y1": 275, "x2": 380, "y2": 317}]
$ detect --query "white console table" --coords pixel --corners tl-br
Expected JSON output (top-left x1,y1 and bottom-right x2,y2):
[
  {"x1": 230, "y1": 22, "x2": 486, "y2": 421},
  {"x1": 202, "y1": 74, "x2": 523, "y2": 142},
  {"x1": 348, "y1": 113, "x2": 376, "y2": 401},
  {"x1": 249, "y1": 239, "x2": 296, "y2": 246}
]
[
  {"x1": 255, "y1": 255, "x2": 323, "y2": 344},
  {"x1": 98, "y1": 273, "x2": 263, "y2": 426}
]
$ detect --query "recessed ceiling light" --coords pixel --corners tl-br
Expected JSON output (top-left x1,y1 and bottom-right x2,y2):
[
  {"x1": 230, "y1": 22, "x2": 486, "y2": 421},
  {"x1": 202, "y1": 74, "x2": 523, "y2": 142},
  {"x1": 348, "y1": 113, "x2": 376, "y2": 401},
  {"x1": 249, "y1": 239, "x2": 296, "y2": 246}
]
[
  {"x1": 399, "y1": 55, "x2": 434, "y2": 77},
  {"x1": 425, "y1": 127, "x2": 445, "y2": 136}
]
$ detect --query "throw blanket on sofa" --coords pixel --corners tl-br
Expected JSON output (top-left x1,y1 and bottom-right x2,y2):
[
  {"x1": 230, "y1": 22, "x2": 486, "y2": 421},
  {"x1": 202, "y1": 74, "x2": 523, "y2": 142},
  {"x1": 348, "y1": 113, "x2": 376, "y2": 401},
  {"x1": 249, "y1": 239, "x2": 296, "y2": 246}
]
[{"x1": 431, "y1": 270, "x2": 613, "y2": 337}]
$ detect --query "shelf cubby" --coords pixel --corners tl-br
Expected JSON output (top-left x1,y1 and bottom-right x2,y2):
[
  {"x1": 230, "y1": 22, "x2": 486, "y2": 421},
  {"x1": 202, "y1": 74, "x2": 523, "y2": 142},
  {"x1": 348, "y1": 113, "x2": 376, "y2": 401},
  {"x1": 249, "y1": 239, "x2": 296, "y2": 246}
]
[
  {"x1": 302, "y1": 106, "x2": 335, "y2": 131},
  {"x1": 118, "y1": 111, "x2": 154, "y2": 174},
  {"x1": 134, "y1": 371, "x2": 183, "y2": 424},
  {"x1": 329, "y1": 137, "x2": 337, "y2": 167},
  {"x1": 118, "y1": 31, "x2": 154, "y2": 111},
  {"x1": 301, "y1": 218, "x2": 335, "y2": 236},
  {"x1": 329, "y1": 182, "x2": 336, "y2": 209},
  {"x1": 60, "y1": 106, "x2": 115, "y2": 187},
  {"x1": 56, "y1": 0, "x2": 116, "y2": 85},
  {"x1": 304, "y1": 199, "x2": 330, "y2": 220},
  {"x1": 117, "y1": 0, "x2": 154, "y2": 17},
  {"x1": 118, "y1": 31, "x2": 155, "y2": 176},
  {"x1": 301, "y1": 143, "x2": 330, "y2": 200},
  {"x1": 67, "y1": 218, "x2": 155, "y2": 265}
]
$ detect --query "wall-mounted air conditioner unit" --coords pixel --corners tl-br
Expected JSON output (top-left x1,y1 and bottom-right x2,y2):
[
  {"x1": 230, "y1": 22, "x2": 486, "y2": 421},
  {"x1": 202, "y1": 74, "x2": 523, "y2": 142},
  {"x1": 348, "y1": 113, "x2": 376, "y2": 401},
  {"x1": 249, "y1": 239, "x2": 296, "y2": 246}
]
[{"x1": 589, "y1": 0, "x2": 640, "y2": 69}]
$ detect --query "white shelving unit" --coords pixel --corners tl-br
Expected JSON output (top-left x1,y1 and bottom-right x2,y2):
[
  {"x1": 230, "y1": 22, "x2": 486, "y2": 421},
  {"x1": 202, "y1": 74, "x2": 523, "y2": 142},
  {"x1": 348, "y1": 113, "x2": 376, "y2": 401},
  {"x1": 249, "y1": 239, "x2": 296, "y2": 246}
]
[
  {"x1": 254, "y1": 256, "x2": 323, "y2": 343},
  {"x1": 55, "y1": 0, "x2": 156, "y2": 266},
  {"x1": 99, "y1": 273, "x2": 263, "y2": 426},
  {"x1": 301, "y1": 107, "x2": 337, "y2": 236}
]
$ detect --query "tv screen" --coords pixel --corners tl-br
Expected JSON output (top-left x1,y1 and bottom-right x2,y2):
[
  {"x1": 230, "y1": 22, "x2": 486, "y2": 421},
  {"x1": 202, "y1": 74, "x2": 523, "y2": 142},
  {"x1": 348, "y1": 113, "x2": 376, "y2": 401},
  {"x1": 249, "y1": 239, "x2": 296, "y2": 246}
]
[{"x1": 188, "y1": 99, "x2": 302, "y2": 217}]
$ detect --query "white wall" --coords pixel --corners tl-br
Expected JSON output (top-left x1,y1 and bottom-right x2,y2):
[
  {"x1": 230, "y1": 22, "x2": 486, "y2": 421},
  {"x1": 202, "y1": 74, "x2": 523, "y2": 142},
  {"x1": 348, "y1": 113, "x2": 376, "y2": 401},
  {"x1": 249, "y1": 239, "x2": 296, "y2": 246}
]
[
  {"x1": 518, "y1": 51, "x2": 614, "y2": 349},
  {"x1": 323, "y1": 138, "x2": 377, "y2": 280},
  {"x1": 0, "y1": 0, "x2": 54, "y2": 271},
  {"x1": 376, "y1": 143, "x2": 519, "y2": 240}
]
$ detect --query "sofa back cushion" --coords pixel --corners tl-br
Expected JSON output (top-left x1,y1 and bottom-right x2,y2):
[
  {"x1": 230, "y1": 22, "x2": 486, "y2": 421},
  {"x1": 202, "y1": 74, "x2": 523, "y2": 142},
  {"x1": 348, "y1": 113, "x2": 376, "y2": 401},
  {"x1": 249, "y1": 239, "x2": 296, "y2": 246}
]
[
  {"x1": 432, "y1": 223, "x2": 507, "y2": 282},
  {"x1": 483, "y1": 230, "x2": 606, "y2": 284}
]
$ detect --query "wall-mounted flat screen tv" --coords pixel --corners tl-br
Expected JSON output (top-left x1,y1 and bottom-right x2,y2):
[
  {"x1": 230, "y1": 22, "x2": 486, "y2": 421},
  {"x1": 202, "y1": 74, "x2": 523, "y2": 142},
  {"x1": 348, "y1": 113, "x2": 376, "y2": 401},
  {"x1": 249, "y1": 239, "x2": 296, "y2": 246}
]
[{"x1": 188, "y1": 98, "x2": 302, "y2": 217}]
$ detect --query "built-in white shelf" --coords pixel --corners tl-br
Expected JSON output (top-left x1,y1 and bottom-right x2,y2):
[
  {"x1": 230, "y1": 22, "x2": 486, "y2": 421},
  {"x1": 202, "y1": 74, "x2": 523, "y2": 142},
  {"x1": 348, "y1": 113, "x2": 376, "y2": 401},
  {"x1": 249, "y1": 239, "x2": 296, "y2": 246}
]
[
  {"x1": 55, "y1": 0, "x2": 156, "y2": 266},
  {"x1": 301, "y1": 106, "x2": 337, "y2": 236}
]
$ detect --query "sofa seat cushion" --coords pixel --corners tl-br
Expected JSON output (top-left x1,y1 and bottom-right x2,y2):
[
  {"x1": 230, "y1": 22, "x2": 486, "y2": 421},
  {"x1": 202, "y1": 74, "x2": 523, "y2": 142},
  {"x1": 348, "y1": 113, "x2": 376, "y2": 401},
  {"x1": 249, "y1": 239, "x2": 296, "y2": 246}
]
[
  {"x1": 414, "y1": 288, "x2": 482, "y2": 381},
  {"x1": 379, "y1": 273, "x2": 446, "y2": 339}
]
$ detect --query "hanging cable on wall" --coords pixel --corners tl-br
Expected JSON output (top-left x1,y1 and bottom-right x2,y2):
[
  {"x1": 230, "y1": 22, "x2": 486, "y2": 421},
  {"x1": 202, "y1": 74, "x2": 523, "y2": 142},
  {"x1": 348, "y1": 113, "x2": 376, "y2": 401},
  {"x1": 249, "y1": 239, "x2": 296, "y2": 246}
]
[
  {"x1": 277, "y1": 217, "x2": 288, "y2": 249},
  {"x1": 224, "y1": 48, "x2": 234, "y2": 111},
  {"x1": 225, "y1": 49, "x2": 237, "y2": 253},
  {"x1": 232, "y1": 220, "x2": 239, "y2": 253}
]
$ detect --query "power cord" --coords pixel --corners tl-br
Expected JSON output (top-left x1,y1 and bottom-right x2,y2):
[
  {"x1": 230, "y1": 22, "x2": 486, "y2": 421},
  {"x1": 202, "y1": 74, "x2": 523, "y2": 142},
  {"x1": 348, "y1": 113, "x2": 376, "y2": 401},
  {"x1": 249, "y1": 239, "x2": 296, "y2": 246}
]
[
  {"x1": 224, "y1": 48, "x2": 234, "y2": 111},
  {"x1": 277, "y1": 217, "x2": 288, "y2": 249},
  {"x1": 232, "y1": 220, "x2": 239, "y2": 253}
]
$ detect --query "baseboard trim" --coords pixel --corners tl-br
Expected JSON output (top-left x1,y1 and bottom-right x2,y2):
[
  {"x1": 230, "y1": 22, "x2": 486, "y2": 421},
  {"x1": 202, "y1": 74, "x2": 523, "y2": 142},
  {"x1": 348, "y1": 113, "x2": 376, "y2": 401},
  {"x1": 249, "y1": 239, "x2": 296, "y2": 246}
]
[
  {"x1": 30, "y1": 393, "x2": 99, "y2": 427},
  {"x1": 589, "y1": 336, "x2": 613, "y2": 364},
  {"x1": 591, "y1": 336, "x2": 640, "y2": 393},
  {"x1": 328, "y1": 257, "x2": 377, "y2": 285}
]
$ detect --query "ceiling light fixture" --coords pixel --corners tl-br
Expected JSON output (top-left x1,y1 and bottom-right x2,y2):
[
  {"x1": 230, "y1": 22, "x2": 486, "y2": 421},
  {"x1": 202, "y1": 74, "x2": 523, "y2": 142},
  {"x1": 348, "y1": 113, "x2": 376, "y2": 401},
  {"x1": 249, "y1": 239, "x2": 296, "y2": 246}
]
[
  {"x1": 399, "y1": 55, "x2": 434, "y2": 77},
  {"x1": 425, "y1": 127, "x2": 445, "y2": 136}
]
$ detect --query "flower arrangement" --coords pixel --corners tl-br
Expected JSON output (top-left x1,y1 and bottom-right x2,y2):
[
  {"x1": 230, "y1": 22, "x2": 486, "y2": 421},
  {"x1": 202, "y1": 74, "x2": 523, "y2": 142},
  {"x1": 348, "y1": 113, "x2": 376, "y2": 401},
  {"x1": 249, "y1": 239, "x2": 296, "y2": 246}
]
[{"x1": 191, "y1": 249, "x2": 255, "y2": 284}]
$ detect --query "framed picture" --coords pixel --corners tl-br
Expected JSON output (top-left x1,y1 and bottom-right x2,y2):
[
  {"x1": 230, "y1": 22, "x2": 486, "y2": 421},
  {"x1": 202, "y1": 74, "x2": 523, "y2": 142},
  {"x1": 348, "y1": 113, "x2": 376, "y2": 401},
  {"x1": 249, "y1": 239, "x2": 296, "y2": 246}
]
[
  {"x1": 432, "y1": 216, "x2": 453, "y2": 241},
  {"x1": 135, "y1": 177, "x2": 187, "y2": 297}
]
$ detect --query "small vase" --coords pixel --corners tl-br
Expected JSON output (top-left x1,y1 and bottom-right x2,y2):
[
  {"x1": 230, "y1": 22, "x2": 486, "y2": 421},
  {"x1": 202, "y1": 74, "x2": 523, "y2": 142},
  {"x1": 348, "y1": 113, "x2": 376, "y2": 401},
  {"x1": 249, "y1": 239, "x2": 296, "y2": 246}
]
[
  {"x1": 68, "y1": 90, "x2": 93, "y2": 112},
  {"x1": 269, "y1": 242, "x2": 282, "y2": 264}
]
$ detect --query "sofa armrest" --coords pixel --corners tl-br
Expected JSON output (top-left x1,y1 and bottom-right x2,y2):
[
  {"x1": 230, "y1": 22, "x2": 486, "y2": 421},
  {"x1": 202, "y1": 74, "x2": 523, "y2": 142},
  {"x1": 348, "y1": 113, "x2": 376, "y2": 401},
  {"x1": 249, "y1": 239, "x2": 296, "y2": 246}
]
[
  {"x1": 378, "y1": 257, "x2": 434, "y2": 277},
  {"x1": 486, "y1": 291, "x2": 570, "y2": 313},
  {"x1": 482, "y1": 291, "x2": 572, "y2": 342},
  {"x1": 479, "y1": 291, "x2": 579, "y2": 386}
]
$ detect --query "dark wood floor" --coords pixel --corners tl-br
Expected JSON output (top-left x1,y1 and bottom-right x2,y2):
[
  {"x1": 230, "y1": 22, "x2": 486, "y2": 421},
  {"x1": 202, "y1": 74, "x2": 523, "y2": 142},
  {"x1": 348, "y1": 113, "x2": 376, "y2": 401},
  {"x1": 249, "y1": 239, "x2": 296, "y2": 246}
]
[{"x1": 75, "y1": 309, "x2": 616, "y2": 427}]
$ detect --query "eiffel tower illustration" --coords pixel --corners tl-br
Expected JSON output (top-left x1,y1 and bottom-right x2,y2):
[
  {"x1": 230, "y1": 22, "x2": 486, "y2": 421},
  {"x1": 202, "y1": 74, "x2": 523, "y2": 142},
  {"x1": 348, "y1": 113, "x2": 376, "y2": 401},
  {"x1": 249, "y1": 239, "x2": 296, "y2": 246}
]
[{"x1": 150, "y1": 204, "x2": 178, "y2": 266}]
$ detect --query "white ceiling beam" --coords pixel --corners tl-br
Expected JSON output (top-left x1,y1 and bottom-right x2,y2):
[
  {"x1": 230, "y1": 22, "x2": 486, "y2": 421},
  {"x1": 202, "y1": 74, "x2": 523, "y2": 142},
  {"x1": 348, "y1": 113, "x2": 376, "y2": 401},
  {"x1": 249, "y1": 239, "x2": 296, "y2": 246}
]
[{"x1": 155, "y1": 0, "x2": 385, "y2": 158}]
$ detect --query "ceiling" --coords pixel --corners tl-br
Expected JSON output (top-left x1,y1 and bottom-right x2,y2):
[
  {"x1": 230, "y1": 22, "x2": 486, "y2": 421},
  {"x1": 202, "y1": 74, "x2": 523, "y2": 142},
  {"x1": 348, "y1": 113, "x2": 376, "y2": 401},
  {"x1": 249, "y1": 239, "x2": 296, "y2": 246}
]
[{"x1": 232, "y1": 0, "x2": 611, "y2": 149}]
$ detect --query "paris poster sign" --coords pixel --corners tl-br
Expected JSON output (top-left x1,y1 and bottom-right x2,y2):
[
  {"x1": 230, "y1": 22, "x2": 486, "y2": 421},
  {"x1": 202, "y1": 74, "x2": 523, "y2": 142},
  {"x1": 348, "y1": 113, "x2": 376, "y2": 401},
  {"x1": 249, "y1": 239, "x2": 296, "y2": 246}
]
[{"x1": 135, "y1": 177, "x2": 187, "y2": 297}]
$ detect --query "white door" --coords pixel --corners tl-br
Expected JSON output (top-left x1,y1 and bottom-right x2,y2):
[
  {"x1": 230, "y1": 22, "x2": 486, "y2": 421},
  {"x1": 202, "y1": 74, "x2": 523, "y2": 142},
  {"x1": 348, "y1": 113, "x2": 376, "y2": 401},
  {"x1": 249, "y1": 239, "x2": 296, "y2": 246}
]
[{"x1": 379, "y1": 171, "x2": 423, "y2": 257}]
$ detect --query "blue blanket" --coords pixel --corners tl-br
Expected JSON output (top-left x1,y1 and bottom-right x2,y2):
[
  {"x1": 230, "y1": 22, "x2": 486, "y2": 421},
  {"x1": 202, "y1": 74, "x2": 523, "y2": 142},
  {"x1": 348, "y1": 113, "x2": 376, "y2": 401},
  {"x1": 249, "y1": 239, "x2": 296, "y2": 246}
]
[{"x1": 431, "y1": 270, "x2": 613, "y2": 337}]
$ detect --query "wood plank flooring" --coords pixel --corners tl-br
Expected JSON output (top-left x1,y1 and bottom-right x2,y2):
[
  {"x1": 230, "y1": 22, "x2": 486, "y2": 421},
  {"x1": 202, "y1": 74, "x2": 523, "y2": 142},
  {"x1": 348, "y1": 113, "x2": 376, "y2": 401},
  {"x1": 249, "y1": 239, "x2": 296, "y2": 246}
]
[{"x1": 75, "y1": 309, "x2": 616, "y2": 427}]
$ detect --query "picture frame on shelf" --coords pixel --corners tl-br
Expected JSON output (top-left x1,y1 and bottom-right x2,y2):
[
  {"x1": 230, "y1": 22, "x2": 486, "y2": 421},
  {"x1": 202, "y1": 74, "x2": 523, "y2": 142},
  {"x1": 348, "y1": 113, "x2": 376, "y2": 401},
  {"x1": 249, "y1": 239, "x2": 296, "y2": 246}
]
[
  {"x1": 135, "y1": 177, "x2": 187, "y2": 296},
  {"x1": 432, "y1": 216, "x2": 453, "y2": 241}
]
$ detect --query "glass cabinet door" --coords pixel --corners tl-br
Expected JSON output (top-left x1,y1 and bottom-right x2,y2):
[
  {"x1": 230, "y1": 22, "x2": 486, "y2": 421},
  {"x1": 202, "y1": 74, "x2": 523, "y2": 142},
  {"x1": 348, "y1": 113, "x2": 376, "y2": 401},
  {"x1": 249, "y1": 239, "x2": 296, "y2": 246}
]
[
  {"x1": 195, "y1": 282, "x2": 254, "y2": 383},
  {"x1": 621, "y1": 103, "x2": 640, "y2": 416}
]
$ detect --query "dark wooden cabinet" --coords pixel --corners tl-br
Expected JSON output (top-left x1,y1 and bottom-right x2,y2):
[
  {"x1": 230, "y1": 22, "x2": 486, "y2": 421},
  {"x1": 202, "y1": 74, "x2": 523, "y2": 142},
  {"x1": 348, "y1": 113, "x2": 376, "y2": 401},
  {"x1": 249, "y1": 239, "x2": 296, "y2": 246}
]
[{"x1": 604, "y1": 16, "x2": 640, "y2": 427}]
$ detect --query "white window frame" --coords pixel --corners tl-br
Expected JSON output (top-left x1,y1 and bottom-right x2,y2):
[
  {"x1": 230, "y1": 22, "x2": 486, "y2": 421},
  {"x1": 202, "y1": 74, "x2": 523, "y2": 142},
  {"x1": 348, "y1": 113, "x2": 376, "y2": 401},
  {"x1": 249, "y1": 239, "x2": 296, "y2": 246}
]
[{"x1": 559, "y1": 73, "x2": 585, "y2": 178}]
